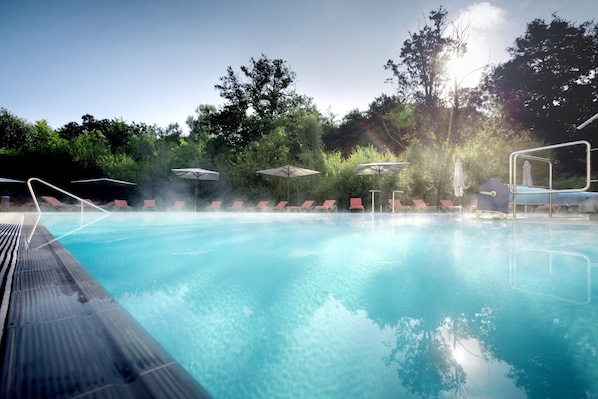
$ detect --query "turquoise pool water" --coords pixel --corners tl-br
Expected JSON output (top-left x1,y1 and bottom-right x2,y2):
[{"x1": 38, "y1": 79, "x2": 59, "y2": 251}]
[{"x1": 38, "y1": 213, "x2": 598, "y2": 398}]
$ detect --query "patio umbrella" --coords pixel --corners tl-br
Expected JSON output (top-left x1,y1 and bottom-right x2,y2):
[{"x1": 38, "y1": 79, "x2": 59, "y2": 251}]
[
  {"x1": 355, "y1": 162, "x2": 410, "y2": 177},
  {"x1": 0, "y1": 177, "x2": 25, "y2": 183},
  {"x1": 256, "y1": 165, "x2": 320, "y2": 202},
  {"x1": 355, "y1": 162, "x2": 409, "y2": 212},
  {"x1": 523, "y1": 160, "x2": 533, "y2": 187},
  {"x1": 171, "y1": 168, "x2": 219, "y2": 211},
  {"x1": 71, "y1": 177, "x2": 137, "y2": 186},
  {"x1": 453, "y1": 159, "x2": 465, "y2": 198},
  {"x1": 71, "y1": 177, "x2": 137, "y2": 204}
]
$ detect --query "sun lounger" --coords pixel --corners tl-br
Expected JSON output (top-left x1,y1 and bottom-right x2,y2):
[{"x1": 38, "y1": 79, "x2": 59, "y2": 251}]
[
  {"x1": 288, "y1": 200, "x2": 315, "y2": 212},
  {"x1": 143, "y1": 199, "x2": 158, "y2": 211},
  {"x1": 40, "y1": 196, "x2": 76, "y2": 211},
  {"x1": 386, "y1": 199, "x2": 411, "y2": 212},
  {"x1": 247, "y1": 201, "x2": 269, "y2": 211},
  {"x1": 439, "y1": 199, "x2": 463, "y2": 212},
  {"x1": 265, "y1": 201, "x2": 288, "y2": 211},
  {"x1": 167, "y1": 201, "x2": 185, "y2": 211},
  {"x1": 535, "y1": 204, "x2": 561, "y2": 213},
  {"x1": 413, "y1": 199, "x2": 437, "y2": 212},
  {"x1": 314, "y1": 200, "x2": 337, "y2": 212},
  {"x1": 349, "y1": 197, "x2": 364, "y2": 212},
  {"x1": 113, "y1": 199, "x2": 133, "y2": 211},
  {"x1": 204, "y1": 201, "x2": 222, "y2": 211},
  {"x1": 470, "y1": 199, "x2": 478, "y2": 212},
  {"x1": 226, "y1": 201, "x2": 244, "y2": 211}
]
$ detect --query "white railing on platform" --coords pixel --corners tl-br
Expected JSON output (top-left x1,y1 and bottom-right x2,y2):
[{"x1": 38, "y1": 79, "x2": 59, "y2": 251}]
[{"x1": 509, "y1": 140, "x2": 592, "y2": 218}]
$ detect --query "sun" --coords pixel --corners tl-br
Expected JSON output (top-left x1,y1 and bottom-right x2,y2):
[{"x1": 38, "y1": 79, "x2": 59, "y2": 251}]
[{"x1": 446, "y1": 2, "x2": 510, "y2": 88}]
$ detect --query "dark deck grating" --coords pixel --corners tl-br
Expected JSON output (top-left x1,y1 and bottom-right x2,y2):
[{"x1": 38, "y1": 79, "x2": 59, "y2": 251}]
[{"x1": 0, "y1": 214, "x2": 213, "y2": 399}]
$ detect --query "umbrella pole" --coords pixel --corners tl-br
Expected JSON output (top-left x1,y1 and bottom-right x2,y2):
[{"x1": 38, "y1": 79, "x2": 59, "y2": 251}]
[{"x1": 194, "y1": 180, "x2": 198, "y2": 212}]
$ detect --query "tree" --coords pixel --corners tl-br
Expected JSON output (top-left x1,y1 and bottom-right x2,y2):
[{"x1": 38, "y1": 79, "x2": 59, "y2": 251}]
[
  {"x1": 0, "y1": 108, "x2": 31, "y2": 153},
  {"x1": 486, "y1": 16, "x2": 598, "y2": 151},
  {"x1": 385, "y1": 7, "x2": 465, "y2": 109},
  {"x1": 212, "y1": 54, "x2": 313, "y2": 147}
]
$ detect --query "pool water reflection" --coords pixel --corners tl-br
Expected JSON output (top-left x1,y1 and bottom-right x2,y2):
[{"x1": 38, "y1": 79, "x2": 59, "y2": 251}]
[{"x1": 40, "y1": 213, "x2": 598, "y2": 399}]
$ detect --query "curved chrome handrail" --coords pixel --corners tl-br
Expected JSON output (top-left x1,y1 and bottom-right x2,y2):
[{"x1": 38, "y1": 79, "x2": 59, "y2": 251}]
[{"x1": 26, "y1": 177, "x2": 111, "y2": 214}]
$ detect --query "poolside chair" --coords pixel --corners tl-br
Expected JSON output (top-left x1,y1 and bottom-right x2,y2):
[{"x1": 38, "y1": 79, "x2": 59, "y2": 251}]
[
  {"x1": 226, "y1": 201, "x2": 244, "y2": 211},
  {"x1": 266, "y1": 200, "x2": 288, "y2": 212},
  {"x1": 113, "y1": 199, "x2": 133, "y2": 211},
  {"x1": 412, "y1": 199, "x2": 438, "y2": 212},
  {"x1": 204, "y1": 201, "x2": 222, "y2": 211},
  {"x1": 143, "y1": 199, "x2": 158, "y2": 211},
  {"x1": 247, "y1": 201, "x2": 269, "y2": 211},
  {"x1": 470, "y1": 199, "x2": 478, "y2": 213},
  {"x1": 314, "y1": 200, "x2": 337, "y2": 212},
  {"x1": 40, "y1": 196, "x2": 76, "y2": 211},
  {"x1": 167, "y1": 200, "x2": 185, "y2": 211},
  {"x1": 288, "y1": 200, "x2": 315, "y2": 212},
  {"x1": 349, "y1": 197, "x2": 365, "y2": 212},
  {"x1": 535, "y1": 204, "x2": 561, "y2": 213},
  {"x1": 440, "y1": 199, "x2": 463, "y2": 212},
  {"x1": 386, "y1": 199, "x2": 411, "y2": 212}
]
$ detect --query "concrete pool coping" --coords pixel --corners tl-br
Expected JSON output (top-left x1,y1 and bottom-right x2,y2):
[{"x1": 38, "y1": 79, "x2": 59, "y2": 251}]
[{"x1": 0, "y1": 213, "x2": 213, "y2": 399}]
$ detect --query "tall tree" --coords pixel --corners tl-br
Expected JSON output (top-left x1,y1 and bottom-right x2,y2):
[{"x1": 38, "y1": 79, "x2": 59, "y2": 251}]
[
  {"x1": 213, "y1": 54, "x2": 312, "y2": 147},
  {"x1": 486, "y1": 16, "x2": 598, "y2": 148},
  {"x1": 385, "y1": 7, "x2": 465, "y2": 110}
]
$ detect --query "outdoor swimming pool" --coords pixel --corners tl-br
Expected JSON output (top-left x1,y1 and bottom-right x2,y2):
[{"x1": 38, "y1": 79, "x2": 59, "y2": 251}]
[{"x1": 37, "y1": 212, "x2": 598, "y2": 398}]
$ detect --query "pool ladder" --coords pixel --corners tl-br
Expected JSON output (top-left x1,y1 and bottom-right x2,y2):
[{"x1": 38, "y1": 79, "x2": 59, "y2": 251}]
[{"x1": 509, "y1": 140, "x2": 593, "y2": 218}]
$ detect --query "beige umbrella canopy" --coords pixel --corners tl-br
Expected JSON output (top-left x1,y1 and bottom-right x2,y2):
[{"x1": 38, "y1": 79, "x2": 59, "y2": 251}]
[
  {"x1": 355, "y1": 162, "x2": 409, "y2": 177},
  {"x1": 257, "y1": 165, "x2": 320, "y2": 202},
  {"x1": 172, "y1": 168, "x2": 220, "y2": 211},
  {"x1": 0, "y1": 177, "x2": 25, "y2": 183}
]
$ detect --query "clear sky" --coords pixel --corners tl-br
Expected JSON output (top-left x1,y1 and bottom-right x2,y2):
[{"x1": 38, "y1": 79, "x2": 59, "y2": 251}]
[{"x1": 1, "y1": 0, "x2": 597, "y2": 132}]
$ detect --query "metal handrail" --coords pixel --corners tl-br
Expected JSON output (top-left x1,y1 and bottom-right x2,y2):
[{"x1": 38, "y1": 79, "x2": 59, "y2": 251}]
[
  {"x1": 509, "y1": 140, "x2": 592, "y2": 218},
  {"x1": 27, "y1": 178, "x2": 111, "y2": 214}
]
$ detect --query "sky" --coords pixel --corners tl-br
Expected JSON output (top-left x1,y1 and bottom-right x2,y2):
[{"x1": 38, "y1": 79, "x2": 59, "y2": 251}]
[{"x1": 1, "y1": 0, "x2": 597, "y2": 132}]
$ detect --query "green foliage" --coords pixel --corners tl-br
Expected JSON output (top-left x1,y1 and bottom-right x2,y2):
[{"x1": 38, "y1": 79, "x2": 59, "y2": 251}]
[
  {"x1": 0, "y1": 108, "x2": 31, "y2": 153},
  {"x1": 385, "y1": 6, "x2": 464, "y2": 108},
  {"x1": 67, "y1": 131, "x2": 110, "y2": 170},
  {"x1": 211, "y1": 54, "x2": 314, "y2": 147},
  {"x1": 486, "y1": 15, "x2": 598, "y2": 161}
]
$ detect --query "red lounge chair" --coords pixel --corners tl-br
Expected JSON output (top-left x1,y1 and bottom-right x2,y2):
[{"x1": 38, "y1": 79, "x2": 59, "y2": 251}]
[
  {"x1": 386, "y1": 199, "x2": 411, "y2": 212},
  {"x1": 167, "y1": 201, "x2": 185, "y2": 211},
  {"x1": 470, "y1": 199, "x2": 478, "y2": 212},
  {"x1": 412, "y1": 199, "x2": 437, "y2": 212},
  {"x1": 227, "y1": 201, "x2": 244, "y2": 211},
  {"x1": 247, "y1": 201, "x2": 269, "y2": 211},
  {"x1": 40, "y1": 196, "x2": 76, "y2": 210},
  {"x1": 349, "y1": 197, "x2": 364, "y2": 212},
  {"x1": 439, "y1": 199, "x2": 463, "y2": 212},
  {"x1": 204, "y1": 201, "x2": 222, "y2": 211},
  {"x1": 288, "y1": 200, "x2": 315, "y2": 212},
  {"x1": 143, "y1": 199, "x2": 158, "y2": 211},
  {"x1": 113, "y1": 199, "x2": 133, "y2": 211},
  {"x1": 314, "y1": 200, "x2": 337, "y2": 212},
  {"x1": 266, "y1": 201, "x2": 288, "y2": 211}
]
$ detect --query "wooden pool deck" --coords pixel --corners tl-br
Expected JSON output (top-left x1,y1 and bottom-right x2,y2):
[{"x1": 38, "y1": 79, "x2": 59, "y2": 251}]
[{"x1": 0, "y1": 213, "x2": 213, "y2": 399}]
